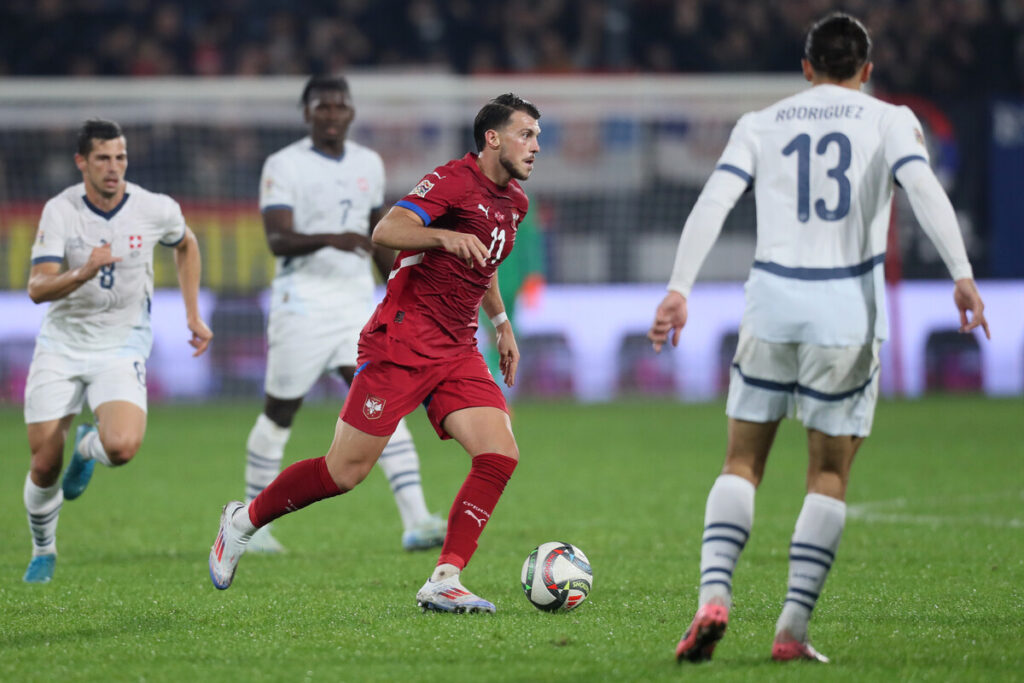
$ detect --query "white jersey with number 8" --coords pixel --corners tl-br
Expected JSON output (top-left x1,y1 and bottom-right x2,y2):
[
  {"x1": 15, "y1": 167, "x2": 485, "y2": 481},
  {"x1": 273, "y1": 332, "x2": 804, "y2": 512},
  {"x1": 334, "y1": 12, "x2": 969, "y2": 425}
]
[{"x1": 30, "y1": 182, "x2": 187, "y2": 357}]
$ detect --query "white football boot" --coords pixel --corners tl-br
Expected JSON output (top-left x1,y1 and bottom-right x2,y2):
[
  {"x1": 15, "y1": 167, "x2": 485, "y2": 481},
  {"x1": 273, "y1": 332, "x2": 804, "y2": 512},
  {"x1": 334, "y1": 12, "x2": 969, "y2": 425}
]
[
  {"x1": 209, "y1": 501, "x2": 251, "y2": 590},
  {"x1": 401, "y1": 513, "x2": 446, "y2": 551},
  {"x1": 416, "y1": 574, "x2": 496, "y2": 613}
]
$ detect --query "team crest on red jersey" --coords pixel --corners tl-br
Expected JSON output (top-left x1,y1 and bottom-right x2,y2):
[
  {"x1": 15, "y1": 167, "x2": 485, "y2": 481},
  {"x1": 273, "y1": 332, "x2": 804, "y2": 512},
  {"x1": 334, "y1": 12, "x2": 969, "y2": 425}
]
[
  {"x1": 411, "y1": 178, "x2": 435, "y2": 198},
  {"x1": 363, "y1": 395, "x2": 386, "y2": 420}
]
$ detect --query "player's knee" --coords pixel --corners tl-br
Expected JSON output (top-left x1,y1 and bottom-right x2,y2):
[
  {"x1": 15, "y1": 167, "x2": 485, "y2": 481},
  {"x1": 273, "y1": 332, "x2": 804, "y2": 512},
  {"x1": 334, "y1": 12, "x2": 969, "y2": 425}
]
[
  {"x1": 102, "y1": 434, "x2": 142, "y2": 466},
  {"x1": 329, "y1": 464, "x2": 372, "y2": 493},
  {"x1": 264, "y1": 397, "x2": 301, "y2": 428},
  {"x1": 30, "y1": 458, "x2": 62, "y2": 486},
  {"x1": 807, "y1": 472, "x2": 846, "y2": 499},
  {"x1": 722, "y1": 457, "x2": 764, "y2": 487},
  {"x1": 325, "y1": 448, "x2": 378, "y2": 493},
  {"x1": 496, "y1": 440, "x2": 519, "y2": 462}
]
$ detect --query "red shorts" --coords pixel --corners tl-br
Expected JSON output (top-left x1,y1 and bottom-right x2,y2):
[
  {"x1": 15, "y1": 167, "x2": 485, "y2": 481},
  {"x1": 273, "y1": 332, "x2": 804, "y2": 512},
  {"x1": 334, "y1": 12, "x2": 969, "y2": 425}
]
[{"x1": 340, "y1": 331, "x2": 508, "y2": 439}]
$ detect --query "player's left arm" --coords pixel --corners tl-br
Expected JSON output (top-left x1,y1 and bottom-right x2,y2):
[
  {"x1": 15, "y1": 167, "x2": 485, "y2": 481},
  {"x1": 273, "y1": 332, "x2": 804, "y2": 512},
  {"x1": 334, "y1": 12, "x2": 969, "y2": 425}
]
[
  {"x1": 172, "y1": 226, "x2": 213, "y2": 356},
  {"x1": 481, "y1": 272, "x2": 518, "y2": 387},
  {"x1": 368, "y1": 206, "x2": 396, "y2": 281},
  {"x1": 888, "y1": 107, "x2": 989, "y2": 339}
]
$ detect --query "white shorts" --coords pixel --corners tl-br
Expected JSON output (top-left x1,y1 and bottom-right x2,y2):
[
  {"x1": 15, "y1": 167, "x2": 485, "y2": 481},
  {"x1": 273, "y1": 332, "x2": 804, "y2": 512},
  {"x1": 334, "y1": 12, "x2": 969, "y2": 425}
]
[
  {"x1": 264, "y1": 308, "x2": 363, "y2": 400},
  {"x1": 725, "y1": 328, "x2": 881, "y2": 437},
  {"x1": 24, "y1": 348, "x2": 148, "y2": 424}
]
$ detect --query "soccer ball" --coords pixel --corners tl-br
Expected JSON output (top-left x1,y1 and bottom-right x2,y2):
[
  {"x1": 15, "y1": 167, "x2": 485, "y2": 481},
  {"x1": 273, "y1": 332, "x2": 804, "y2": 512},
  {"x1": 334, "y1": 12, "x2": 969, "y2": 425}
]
[{"x1": 521, "y1": 542, "x2": 593, "y2": 612}]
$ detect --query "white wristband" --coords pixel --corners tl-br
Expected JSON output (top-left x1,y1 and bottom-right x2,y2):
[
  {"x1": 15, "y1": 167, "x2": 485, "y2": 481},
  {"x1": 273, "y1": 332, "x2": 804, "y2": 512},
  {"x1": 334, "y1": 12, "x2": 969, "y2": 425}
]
[{"x1": 489, "y1": 311, "x2": 508, "y2": 327}]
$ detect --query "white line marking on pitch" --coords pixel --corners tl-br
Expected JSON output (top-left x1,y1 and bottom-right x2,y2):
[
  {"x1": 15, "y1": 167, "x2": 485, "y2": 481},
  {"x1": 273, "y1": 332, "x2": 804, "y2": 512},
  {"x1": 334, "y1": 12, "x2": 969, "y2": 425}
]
[{"x1": 847, "y1": 489, "x2": 1024, "y2": 528}]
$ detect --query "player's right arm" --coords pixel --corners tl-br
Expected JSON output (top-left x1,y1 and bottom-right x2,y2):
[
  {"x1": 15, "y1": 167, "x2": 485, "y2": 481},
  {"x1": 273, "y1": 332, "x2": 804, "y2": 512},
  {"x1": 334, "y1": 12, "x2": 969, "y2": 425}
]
[
  {"x1": 373, "y1": 206, "x2": 489, "y2": 268},
  {"x1": 27, "y1": 244, "x2": 120, "y2": 304},
  {"x1": 649, "y1": 115, "x2": 755, "y2": 351}
]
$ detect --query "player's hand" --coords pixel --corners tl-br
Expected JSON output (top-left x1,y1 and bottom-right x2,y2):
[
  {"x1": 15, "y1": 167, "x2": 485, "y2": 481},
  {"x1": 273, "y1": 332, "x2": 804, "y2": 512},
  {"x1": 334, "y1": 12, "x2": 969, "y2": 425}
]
[
  {"x1": 495, "y1": 322, "x2": 520, "y2": 387},
  {"x1": 648, "y1": 290, "x2": 688, "y2": 352},
  {"x1": 187, "y1": 317, "x2": 214, "y2": 357},
  {"x1": 438, "y1": 230, "x2": 489, "y2": 268},
  {"x1": 953, "y1": 278, "x2": 990, "y2": 339},
  {"x1": 78, "y1": 243, "x2": 121, "y2": 281},
  {"x1": 329, "y1": 232, "x2": 374, "y2": 257}
]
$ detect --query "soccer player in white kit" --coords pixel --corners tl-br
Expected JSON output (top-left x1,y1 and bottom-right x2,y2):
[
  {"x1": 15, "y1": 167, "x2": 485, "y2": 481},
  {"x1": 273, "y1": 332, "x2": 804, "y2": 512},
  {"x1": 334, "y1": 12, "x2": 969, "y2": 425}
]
[
  {"x1": 648, "y1": 13, "x2": 990, "y2": 663},
  {"x1": 242, "y1": 75, "x2": 444, "y2": 553},
  {"x1": 22, "y1": 119, "x2": 213, "y2": 583}
]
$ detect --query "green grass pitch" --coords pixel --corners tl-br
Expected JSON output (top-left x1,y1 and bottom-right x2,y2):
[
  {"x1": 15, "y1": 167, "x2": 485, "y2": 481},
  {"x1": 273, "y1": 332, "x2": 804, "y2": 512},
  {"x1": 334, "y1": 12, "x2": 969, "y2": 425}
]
[{"x1": 1, "y1": 397, "x2": 1021, "y2": 682}]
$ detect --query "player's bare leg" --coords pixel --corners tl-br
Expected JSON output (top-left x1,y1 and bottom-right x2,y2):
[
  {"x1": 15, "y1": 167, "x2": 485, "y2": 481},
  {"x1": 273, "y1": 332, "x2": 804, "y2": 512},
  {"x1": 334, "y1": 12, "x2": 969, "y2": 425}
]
[
  {"x1": 336, "y1": 366, "x2": 444, "y2": 551},
  {"x1": 772, "y1": 430, "x2": 861, "y2": 663},
  {"x1": 677, "y1": 418, "x2": 779, "y2": 661},
  {"x1": 92, "y1": 401, "x2": 146, "y2": 465},
  {"x1": 721, "y1": 417, "x2": 780, "y2": 487},
  {"x1": 62, "y1": 401, "x2": 145, "y2": 500},
  {"x1": 23, "y1": 415, "x2": 74, "y2": 583},
  {"x1": 415, "y1": 407, "x2": 518, "y2": 614}
]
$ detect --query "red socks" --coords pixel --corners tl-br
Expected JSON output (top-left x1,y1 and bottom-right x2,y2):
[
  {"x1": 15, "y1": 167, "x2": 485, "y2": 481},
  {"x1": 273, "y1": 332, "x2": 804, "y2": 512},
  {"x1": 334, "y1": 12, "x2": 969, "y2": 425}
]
[
  {"x1": 437, "y1": 453, "x2": 518, "y2": 569},
  {"x1": 249, "y1": 456, "x2": 342, "y2": 528},
  {"x1": 245, "y1": 451, "x2": 517, "y2": 572}
]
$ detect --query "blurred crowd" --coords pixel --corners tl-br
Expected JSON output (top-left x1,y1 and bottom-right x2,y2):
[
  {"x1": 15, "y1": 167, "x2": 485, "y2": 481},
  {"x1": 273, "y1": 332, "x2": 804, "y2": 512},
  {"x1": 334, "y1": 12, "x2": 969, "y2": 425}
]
[{"x1": 3, "y1": 0, "x2": 1022, "y2": 97}]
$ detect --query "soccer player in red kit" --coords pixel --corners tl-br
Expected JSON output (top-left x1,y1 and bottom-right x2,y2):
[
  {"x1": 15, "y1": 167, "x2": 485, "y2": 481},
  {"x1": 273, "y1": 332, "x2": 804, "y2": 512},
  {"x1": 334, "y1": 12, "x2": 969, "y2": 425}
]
[{"x1": 209, "y1": 93, "x2": 541, "y2": 613}]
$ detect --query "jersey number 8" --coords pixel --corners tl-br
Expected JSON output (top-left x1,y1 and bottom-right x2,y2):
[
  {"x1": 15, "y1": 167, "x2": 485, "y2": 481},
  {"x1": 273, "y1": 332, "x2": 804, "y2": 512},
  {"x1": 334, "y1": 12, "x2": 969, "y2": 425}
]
[{"x1": 99, "y1": 263, "x2": 116, "y2": 289}]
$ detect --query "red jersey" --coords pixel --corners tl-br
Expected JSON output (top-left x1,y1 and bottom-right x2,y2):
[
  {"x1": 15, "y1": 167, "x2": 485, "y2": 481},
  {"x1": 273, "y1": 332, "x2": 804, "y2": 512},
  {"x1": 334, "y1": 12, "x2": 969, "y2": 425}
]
[{"x1": 364, "y1": 152, "x2": 529, "y2": 360}]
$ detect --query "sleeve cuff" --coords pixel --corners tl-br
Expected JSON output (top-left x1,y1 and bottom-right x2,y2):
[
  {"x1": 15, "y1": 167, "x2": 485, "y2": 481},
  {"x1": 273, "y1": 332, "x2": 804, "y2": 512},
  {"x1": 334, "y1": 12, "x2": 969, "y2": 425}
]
[{"x1": 395, "y1": 200, "x2": 432, "y2": 226}]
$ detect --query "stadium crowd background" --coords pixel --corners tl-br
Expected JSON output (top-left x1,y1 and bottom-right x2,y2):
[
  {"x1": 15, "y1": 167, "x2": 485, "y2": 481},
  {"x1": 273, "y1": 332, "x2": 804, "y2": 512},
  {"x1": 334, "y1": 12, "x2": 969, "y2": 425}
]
[
  {"x1": 2, "y1": 0, "x2": 1021, "y2": 98},
  {"x1": 1, "y1": 1, "x2": 1022, "y2": 403}
]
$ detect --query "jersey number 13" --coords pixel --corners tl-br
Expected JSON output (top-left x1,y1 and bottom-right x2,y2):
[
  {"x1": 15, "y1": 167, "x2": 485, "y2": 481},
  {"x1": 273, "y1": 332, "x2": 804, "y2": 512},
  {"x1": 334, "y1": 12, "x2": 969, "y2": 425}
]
[{"x1": 782, "y1": 132, "x2": 852, "y2": 222}]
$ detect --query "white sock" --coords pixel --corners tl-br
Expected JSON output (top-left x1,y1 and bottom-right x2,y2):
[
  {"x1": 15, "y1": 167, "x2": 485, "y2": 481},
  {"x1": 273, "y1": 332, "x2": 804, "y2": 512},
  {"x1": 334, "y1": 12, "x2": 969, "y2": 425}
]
[
  {"x1": 431, "y1": 563, "x2": 459, "y2": 582},
  {"x1": 24, "y1": 472, "x2": 62, "y2": 556},
  {"x1": 699, "y1": 474, "x2": 756, "y2": 609},
  {"x1": 376, "y1": 418, "x2": 430, "y2": 530},
  {"x1": 775, "y1": 492, "x2": 846, "y2": 642},
  {"x1": 231, "y1": 502, "x2": 258, "y2": 536},
  {"x1": 79, "y1": 429, "x2": 113, "y2": 467},
  {"x1": 245, "y1": 413, "x2": 290, "y2": 502}
]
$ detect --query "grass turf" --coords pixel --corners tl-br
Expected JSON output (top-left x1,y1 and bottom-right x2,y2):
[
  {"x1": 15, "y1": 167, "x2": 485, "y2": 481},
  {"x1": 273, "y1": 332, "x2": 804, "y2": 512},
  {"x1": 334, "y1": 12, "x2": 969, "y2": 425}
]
[{"x1": 0, "y1": 397, "x2": 1021, "y2": 682}]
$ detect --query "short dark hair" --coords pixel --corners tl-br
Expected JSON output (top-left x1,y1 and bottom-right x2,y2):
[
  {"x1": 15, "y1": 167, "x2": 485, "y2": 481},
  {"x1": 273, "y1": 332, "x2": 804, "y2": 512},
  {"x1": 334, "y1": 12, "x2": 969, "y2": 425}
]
[
  {"x1": 77, "y1": 118, "x2": 123, "y2": 156},
  {"x1": 804, "y1": 12, "x2": 871, "y2": 81},
  {"x1": 473, "y1": 93, "x2": 541, "y2": 152},
  {"x1": 301, "y1": 74, "x2": 350, "y2": 106}
]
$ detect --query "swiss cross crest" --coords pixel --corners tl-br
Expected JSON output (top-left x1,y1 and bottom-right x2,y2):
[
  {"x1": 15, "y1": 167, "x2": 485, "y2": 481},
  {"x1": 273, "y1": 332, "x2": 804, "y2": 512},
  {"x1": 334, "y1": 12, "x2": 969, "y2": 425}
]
[
  {"x1": 363, "y1": 395, "x2": 386, "y2": 420},
  {"x1": 494, "y1": 210, "x2": 505, "y2": 222},
  {"x1": 357, "y1": 177, "x2": 370, "y2": 192},
  {"x1": 128, "y1": 235, "x2": 142, "y2": 249}
]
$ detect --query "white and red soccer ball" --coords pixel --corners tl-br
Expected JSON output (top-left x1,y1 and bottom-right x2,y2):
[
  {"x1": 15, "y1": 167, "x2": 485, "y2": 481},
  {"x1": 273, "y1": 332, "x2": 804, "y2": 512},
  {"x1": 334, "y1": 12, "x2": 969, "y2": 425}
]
[{"x1": 521, "y1": 542, "x2": 593, "y2": 612}]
